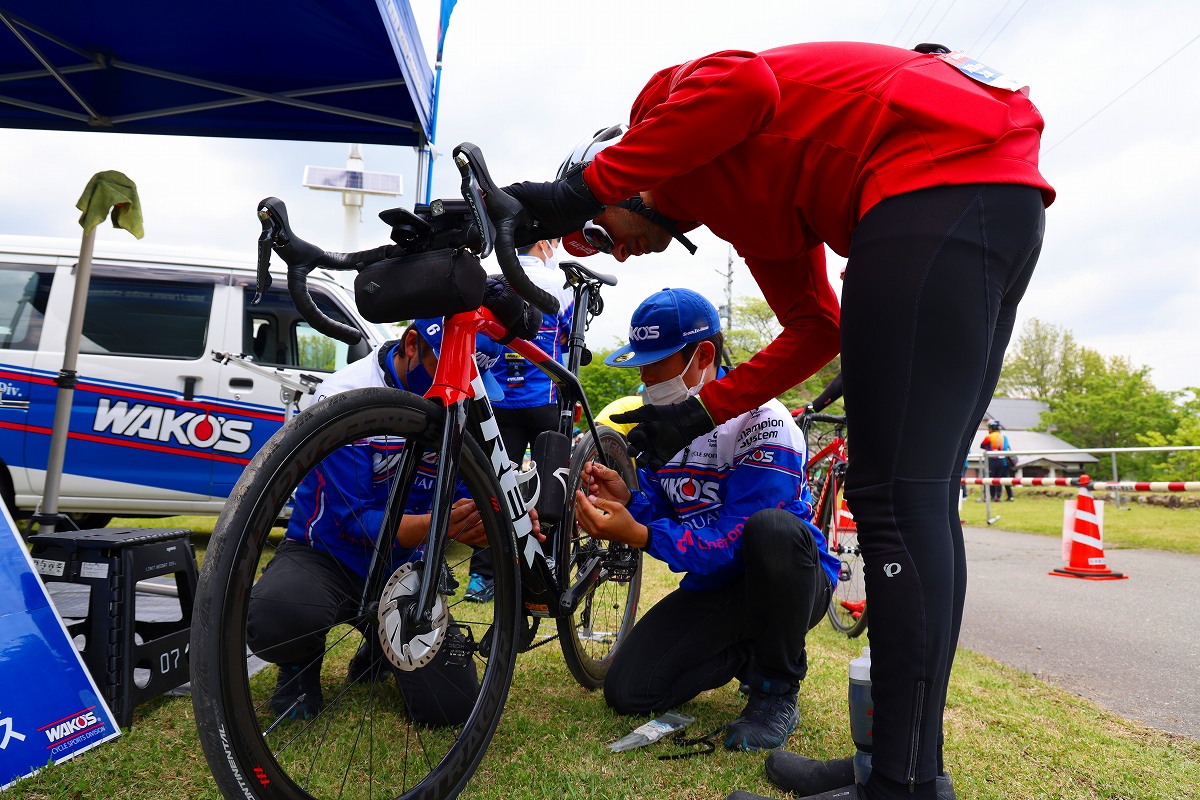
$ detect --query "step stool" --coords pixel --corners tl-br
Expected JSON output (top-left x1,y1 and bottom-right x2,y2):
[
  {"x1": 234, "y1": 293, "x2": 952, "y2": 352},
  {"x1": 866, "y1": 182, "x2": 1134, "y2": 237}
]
[{"x1": 29, "y1": 527, "x2": 198, "y2": 727}]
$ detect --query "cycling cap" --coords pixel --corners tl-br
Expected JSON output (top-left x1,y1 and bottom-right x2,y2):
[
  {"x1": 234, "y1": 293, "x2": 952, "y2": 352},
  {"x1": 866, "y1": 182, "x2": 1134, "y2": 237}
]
[
  {"x1": 988, "y1": 420, "x2": 1002, "y2": 430},
  {"x1": 604, "y1": 288, "x2": 720, "y2": 368},
  {"x1": 413, "y1": 317, "x2": 505, "y2": 401},
  {"x1": 558, "y1": 125, "x2": 698, "y2": 257}
]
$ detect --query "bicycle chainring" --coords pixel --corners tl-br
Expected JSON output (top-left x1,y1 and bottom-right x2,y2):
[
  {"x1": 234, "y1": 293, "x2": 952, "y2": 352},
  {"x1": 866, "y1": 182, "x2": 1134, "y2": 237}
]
[{"x1": 377, "y1": 562, "x2": 449, "y2": 672}]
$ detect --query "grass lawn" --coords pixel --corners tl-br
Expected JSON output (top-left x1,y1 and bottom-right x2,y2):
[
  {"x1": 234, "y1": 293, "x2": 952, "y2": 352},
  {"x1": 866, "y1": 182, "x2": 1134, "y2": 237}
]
[{"x1": 8, "y1": 532, "x2": 1199, "y2": 800}]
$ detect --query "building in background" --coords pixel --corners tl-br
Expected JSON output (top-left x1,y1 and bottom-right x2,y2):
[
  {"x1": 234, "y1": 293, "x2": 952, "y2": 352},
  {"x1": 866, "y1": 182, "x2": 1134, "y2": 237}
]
[{"x1": 968, "y1": 398, "x2": 1098, "y2": 481}]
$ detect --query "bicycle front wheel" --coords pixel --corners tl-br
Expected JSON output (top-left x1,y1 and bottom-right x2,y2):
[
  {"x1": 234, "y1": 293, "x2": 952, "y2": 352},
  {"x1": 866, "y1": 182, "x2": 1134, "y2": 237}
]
[
  {"x1": 191, "y1": 387, "x2": 521, "y2": 800},
  {"x1": 557, "y1": 425, "x2": 642, "y2": 689},
  {"x1": 825, "y1": 487, "x2": 868, "y2": 637}
]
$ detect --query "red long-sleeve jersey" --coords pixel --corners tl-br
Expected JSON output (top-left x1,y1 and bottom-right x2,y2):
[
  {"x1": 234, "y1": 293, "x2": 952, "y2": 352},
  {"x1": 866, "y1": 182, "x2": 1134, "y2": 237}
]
[{"x1": 585, "y1": 42, "x2": 1055, "y2": 423}]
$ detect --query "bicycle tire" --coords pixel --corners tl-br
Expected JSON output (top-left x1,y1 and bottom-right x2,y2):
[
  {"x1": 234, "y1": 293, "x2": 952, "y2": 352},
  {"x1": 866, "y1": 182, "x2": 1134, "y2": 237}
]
[
  {"x1": 824, "y1": 480, "x2": 868, "y2": 638},
  {"x1": 556, "y1": 425, "x2": 642, "y2": 690},
  {"x1": 191, "y1": 387, "x2": 521, "y2": 800}
]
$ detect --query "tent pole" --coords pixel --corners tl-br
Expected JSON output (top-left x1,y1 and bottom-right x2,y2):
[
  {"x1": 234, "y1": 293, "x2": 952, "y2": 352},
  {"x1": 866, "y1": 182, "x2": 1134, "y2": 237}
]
[
  {"x1": 423, "y1": 60, "x2": 444, "y2": 204},
  {"x1": 37, "y1": 226, "x2": 96, "y2": 535}
]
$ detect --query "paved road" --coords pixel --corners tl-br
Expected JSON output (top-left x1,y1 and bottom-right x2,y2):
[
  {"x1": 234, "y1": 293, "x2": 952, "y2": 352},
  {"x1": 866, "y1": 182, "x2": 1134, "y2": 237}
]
[{"x1": 959, "y1": 525, "x2": 1200, "y2": 740}]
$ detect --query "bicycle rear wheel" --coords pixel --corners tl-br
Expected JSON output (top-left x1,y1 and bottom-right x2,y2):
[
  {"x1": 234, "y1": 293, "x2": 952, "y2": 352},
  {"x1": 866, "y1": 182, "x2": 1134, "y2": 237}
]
[
  {"x1": 556, "y1": 426, "x2": 642, "y2": 689},
  {"x1": 191, "y1": 387, "x2": 521, "y2": 800},
  {"x1": 824, "y1": 484, "x2": 868, "y2": 637}
]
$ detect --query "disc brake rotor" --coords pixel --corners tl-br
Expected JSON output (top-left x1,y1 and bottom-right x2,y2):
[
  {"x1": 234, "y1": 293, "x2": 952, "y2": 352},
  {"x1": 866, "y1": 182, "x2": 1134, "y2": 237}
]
[{"x1": 377, "y1": 562, "x2": 448, "y2": 672}]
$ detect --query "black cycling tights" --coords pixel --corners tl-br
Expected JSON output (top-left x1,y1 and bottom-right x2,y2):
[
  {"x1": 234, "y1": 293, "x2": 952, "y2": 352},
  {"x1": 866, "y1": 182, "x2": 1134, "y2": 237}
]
[{"x1": 840, "y1": 183, "x2": 1045, "y2": 794}]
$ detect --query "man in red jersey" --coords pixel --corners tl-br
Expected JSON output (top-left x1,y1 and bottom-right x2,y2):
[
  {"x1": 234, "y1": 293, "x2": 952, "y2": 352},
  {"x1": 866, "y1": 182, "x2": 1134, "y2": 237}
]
[{"x1": 500, "y1": 41, "x2": 1053, "y2": 800}]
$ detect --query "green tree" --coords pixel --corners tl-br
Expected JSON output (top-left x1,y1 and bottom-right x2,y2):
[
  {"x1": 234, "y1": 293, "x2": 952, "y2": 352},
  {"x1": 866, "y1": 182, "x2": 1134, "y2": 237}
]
[
  {"x1": 1138, "y1": 388, "x2": 1200, "y2": 481},
  {"x1": 578, "y1": 346, "x2": 643, "y2": 417},
  {"x1": 725, "y1": 295, "x2": 840, "y2": 411},
  {"x1": 297, "y1": 334, "x2": 336, "y2": 371},
  {"x1": 1039, "y1": 355, "x2": 1179, "y2": 479},
  {"x1": 997, "y1": 317, "x2": 1086, "y2": 401}
]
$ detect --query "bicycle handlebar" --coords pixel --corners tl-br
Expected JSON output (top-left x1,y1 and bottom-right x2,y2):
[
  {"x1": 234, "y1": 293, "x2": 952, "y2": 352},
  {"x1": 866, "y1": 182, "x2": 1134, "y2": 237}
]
[
  {"x1": 256, "y1": 197, "x2": 397, "y2": 344},
  {"x1": 256, "y1": 143, "x2": 559, "y2": 347},
  {"x1": 452, "y1": 143, "x2": 559, "y2": 317}
]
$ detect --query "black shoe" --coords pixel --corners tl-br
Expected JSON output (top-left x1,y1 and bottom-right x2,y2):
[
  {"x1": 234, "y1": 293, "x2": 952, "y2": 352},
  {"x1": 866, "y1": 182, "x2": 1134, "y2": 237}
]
[
  {"x1": 724, "y1": 675, "x2": 799, "y2": 751},
  {"x1": 764, "y1": 769, "x2": 956, "y2": 800},
  {"x1": 270, "y1": 660, "x2": 323, "y2": 719},
  {"x1": 765, "y1": 752, "x2": 854, "y2": 795},
  {"x1": 346, "y1": 636, "x2": 389, "y2": 684}
]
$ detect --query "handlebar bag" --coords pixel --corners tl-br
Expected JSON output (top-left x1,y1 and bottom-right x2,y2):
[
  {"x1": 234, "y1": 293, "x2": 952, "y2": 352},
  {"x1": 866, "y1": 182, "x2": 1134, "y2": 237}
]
[{"x1": 354, "y1": 248, "x2": 486, "y2": 323}]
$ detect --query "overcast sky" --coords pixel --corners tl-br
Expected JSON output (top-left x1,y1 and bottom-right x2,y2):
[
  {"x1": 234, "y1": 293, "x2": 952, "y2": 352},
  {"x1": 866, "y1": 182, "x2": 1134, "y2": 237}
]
[{"x1": 3, "y1": 1, "x2": 1198, "y2": 393}]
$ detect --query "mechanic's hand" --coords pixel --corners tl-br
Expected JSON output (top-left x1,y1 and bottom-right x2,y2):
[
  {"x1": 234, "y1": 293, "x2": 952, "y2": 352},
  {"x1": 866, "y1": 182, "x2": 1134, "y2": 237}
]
[
  {"x1": 573, "y1": 490, "x2": 648, "y2": 548},
  {"x1": 502, "y1": 164, "x2": 603, "y2": 241},
  {"x1": 580, "y1": 461, "x2": 631, "y2": 506},
  {"x1": 611, "y1": 396, "x2": 715, "y2": 472},
  {"x1": 447, "y1": 498, "x2": 487, "y2": 547}
]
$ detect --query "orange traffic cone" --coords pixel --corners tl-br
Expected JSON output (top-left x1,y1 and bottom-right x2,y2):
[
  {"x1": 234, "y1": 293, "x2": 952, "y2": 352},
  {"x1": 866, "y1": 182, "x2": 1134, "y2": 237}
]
[
  {"x1": 836, "y1": 497, "x2": 857, "y2": 531},
  {"x1": 1050, "y1": 479, "x2": 1127, "y2": 580}
]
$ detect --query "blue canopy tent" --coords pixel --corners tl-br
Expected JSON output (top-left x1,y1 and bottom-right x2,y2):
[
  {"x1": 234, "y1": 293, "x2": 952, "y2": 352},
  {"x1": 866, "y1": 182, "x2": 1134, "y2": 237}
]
[
  {"x1": 0, "y1": 1, "x2": 435, "y2": 173},
  {"x1": 0, "y1": 1, "x2": 439, "y2": 533}
]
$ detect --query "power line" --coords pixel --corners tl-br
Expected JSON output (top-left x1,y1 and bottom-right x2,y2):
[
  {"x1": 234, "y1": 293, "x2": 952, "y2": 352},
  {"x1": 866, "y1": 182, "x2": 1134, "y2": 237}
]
[
  {"x1": 890, "y1": 0, "x2": 924, "y2": 45},
  {"x1": 905, "y1": 0, "x2": 941, "y2": 47},
  {"x1": 976, "y1": 0, "x2": 1031, "y2": 59},
  {"x1": 866, "y1": 0, "x2": 894, "y2": 43},
  {"x1": 968, "y1": 0, "x2": 1016, "y2": 53},
  {"x1": 925, "y1": 0, "x2": 959, "y2": 41},
  {"x1": 1045, "y1": 31, "x2": 1200, "y2": 154}
]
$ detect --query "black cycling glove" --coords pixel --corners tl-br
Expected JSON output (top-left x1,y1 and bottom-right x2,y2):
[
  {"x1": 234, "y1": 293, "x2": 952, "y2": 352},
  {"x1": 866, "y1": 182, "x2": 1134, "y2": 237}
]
[
  {"x1": 612, "y1": 396, "x2": 716, "y2": 472},
  {"x1": 482, "y1": 275, "x2": 541, "y2": 344},
  {"x1": 502, "y1": 163, "x2": 604, "y2": 241}
]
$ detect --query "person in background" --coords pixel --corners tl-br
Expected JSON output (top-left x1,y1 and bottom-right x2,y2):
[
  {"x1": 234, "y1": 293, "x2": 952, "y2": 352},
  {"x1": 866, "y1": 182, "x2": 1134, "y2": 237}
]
[
  {"x1": 980, "y1": 420, "x2": 1014, "y2": 501},
  {"x1": 246, "y1": 319, "x2": 524, "y2": 724},
  {"x1": 574, "y1": 288, "x2": 839, "y2": 751},
  {"x1": 464, "y1": 239, "x2": 574, "y2": 602},
  {"x1": 594, "y1": 391, "x2": 644, "y2": 437},
  {"x1": 499, "y1": 40, "x2": 1051, "y2": 800}
]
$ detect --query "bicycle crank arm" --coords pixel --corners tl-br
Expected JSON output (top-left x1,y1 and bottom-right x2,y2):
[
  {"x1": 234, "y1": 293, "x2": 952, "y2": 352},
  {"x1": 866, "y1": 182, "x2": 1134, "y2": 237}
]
[{"x1": 559, "y1": 554, "x2": 603, "y2": 615}]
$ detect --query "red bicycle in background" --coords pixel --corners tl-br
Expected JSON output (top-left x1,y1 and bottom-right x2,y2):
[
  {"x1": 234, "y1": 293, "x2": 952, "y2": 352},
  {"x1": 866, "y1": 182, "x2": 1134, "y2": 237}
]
[{"x1": 794, "y1": 403, "x2": 867, "y2": 637}]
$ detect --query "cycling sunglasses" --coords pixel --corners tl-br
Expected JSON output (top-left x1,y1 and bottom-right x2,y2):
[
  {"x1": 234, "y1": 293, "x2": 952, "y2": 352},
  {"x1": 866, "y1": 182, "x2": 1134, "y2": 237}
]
[{"x1": 563, "y1": 220, "x2": 614, "y2": 257}]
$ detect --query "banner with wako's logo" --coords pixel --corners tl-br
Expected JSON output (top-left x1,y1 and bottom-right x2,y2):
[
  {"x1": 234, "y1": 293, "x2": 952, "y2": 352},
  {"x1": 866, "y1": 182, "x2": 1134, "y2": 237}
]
[{"x1": 0, "y1": 505, "x2": 119, "y2": 788}]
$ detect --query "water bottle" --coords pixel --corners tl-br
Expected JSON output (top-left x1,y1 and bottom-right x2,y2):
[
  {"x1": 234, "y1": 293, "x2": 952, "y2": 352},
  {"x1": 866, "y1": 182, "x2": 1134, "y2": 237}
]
[{"x1": 848, "y1": 646, "x2": 873, "y2": 784}]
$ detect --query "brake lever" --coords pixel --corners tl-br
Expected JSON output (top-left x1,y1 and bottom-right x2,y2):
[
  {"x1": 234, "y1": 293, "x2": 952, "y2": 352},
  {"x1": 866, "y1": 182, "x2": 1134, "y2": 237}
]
[
  {"x1": 454, "y1": 149, "x2": 495, "y2": 259},
  {"x1": 254, "y1": 203, "x2": 281, "y2": 306}
]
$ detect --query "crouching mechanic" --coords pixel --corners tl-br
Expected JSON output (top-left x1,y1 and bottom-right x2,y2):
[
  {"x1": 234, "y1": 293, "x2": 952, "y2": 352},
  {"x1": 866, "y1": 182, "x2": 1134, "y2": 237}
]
[
  {"x1": 246, "y1": 317, "x2": 538, "y2": 724},
  {"x1": 573, "y1": 288, "x2": 839, "y2": 750}
]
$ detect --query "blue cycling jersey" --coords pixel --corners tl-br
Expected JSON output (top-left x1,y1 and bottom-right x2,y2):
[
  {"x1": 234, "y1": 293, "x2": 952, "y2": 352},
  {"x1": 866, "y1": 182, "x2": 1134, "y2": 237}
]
[
  {"x1": 284, "y1": 343, "x2": 467, "y2": 579},
  {"x1": 489, "y1": 254, "x2": 574, "y2": 409},
  {"x1": 626, "y1": 399, "x2": 841, "y2": 592}
]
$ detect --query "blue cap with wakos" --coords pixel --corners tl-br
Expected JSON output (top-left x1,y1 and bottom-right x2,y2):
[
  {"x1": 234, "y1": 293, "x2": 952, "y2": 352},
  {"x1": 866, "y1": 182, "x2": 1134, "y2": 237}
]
[
  {"x1": 604, "y1": 288, "x2": 721, "y2": 368},
  {"x1": 412, "y1": 317, "x2": 506, "y2": 401}
]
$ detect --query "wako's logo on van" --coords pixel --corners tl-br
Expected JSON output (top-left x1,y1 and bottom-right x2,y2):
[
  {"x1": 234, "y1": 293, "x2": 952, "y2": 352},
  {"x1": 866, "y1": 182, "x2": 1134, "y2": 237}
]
[{"x1": 93, "y1": 398, "x2": 253, "y2": 454}]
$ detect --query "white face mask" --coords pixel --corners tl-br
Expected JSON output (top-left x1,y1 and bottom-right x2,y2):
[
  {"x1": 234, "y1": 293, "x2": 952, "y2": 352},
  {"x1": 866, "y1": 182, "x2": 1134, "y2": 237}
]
[
  {"x1": 540, "y1": 239, "x2": 559, "y2": 271},
  {"x1": 642, "y1": 348, "x2": 704, "y2": 406}
]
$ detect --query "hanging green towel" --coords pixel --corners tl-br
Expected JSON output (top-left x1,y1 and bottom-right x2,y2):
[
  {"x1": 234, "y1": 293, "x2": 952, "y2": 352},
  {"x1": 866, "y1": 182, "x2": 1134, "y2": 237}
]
[{"x1": 76, "y1": 170, "x2": 144, "y2": 239}]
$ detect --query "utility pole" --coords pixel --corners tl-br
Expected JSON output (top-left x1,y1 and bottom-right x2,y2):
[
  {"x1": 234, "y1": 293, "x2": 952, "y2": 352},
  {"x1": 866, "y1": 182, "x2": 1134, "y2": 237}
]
[{"x1": 716, "y1": 244, "x2": 735, "y2": 331}]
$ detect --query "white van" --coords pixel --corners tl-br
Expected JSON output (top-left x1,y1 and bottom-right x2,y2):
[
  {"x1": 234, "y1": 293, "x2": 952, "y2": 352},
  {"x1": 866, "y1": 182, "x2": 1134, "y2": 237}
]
[{"x1": 0, "y1": 235, "x2": 394, "y2": 526}]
